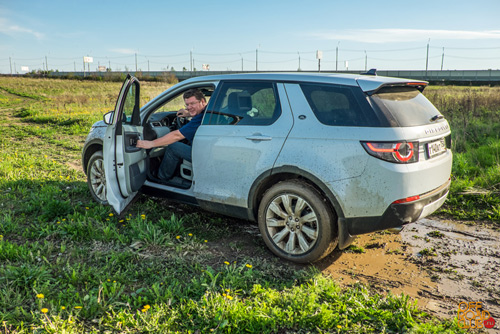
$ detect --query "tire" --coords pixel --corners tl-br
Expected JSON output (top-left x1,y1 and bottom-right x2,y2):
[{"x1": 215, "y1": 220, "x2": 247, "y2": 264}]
[
  {"x1": 258, "y1": 180, "x2": 338, "y2": 263},
  {"x1": 86, "y1": 150, "x2": 108, "y2": 205}
]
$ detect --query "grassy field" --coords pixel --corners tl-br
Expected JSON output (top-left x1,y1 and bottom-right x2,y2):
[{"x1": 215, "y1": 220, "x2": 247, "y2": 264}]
[{"x1": 0, "y1": 76, "x2": 493, "y2": 333}]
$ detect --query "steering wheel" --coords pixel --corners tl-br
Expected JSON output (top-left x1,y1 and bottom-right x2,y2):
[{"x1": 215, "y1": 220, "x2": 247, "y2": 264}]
[{"x1": 175, "y1": 116, "x2": 185, "y2": 129}]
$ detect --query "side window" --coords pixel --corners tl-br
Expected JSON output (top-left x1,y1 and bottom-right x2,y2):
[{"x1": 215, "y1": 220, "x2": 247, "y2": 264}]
[
  {"x1": 300, "y1": 83, "x2": 377, "y2": 127},
  {"x1": 122, "y1": 82, "x2": 140, "y2": 125},
  {"x1": 203, "y1": 81, "x2": 281, "y2": 126}
]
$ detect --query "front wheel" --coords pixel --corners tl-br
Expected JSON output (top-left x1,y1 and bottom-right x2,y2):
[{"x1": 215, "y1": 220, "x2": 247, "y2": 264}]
[
  {"x1": 86, "y1": 150, "x2": 107, "y2": 205},
  {"x1": 258, "y1": 180, "x2": 338, "y2": 263}
]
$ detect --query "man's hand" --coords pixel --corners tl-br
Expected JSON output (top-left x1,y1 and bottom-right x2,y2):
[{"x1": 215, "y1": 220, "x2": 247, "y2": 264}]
[
  {"x1": 177, "y1": 108, "x2": 188, "y2": 117},
  {"x1": 136, "y1": 140, "x2": 155, "y2": 149}
]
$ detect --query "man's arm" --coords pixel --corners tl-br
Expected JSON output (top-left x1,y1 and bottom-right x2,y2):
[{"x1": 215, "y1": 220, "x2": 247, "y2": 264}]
[{"x1": 136, "y1": 130, "x2": 185, "y2": 149}]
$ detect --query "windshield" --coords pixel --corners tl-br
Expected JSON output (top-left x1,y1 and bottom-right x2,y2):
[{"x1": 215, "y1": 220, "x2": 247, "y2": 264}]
[{"x1": 369, "y1": 87, "x2": 442, "y2": 127}]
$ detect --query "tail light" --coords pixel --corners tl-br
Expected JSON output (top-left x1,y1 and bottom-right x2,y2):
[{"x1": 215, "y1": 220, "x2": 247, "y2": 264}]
[{"x1": 361, "y1": 141, "x2": 419, "y2": 163}]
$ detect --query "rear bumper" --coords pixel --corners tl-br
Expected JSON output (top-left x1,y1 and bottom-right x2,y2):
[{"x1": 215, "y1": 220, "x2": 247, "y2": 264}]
[{"x1": 343, "y1": 178, "x2": 450, "y2": 237}]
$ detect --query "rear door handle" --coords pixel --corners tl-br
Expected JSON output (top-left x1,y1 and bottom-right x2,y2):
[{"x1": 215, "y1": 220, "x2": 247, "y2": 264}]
[{"x1": 246, "y1": 134, "x2": 272, "y2": 141}]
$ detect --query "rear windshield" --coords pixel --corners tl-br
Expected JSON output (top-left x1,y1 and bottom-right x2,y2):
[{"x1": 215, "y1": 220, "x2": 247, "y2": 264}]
[{"x1": 369, "y1": 87, "x2": 442, "y2": 127}]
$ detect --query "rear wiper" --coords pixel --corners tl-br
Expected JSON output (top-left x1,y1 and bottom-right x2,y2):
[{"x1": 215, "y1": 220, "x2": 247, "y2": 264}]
[{"x1": 430, "y1": 115, "x2": 444, "y2": 122}]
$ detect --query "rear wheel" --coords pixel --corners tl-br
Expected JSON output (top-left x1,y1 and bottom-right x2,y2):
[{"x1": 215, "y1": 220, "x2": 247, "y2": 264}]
[
  {"x1": 87, "y1": 150, "x2": 107, "y2": 205},
  {"x1": 258, "y1": 180, "x2": 338, "y2": 263}
]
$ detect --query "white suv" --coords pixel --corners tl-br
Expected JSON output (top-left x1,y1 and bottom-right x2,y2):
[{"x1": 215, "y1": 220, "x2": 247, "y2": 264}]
[{"x1": 82, "y1": 72, "x2": 452, "y2": 263}]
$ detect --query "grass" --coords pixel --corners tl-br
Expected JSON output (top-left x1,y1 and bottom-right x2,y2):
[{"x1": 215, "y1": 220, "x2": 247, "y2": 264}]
[
  {"x1": 424, "y1": 85, "x2": 500, "y2": 222},
  {"x1": 0, "y1": 76, "x2": 481, "y2": 333}
]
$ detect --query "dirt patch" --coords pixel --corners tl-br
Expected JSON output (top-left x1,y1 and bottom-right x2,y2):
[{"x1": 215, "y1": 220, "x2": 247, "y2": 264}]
[{"x1": 317, "y1": 218, "x2": 500, "y2": 325}]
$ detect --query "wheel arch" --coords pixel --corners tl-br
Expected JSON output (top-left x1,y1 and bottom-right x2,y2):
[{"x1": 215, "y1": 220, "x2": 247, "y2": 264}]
[
  {"x1": 82, "y1": 140, "x2": 103, "y2": 175},
  {"x1": 248, "y1": 165, "x2": 345, "y2": 223}
]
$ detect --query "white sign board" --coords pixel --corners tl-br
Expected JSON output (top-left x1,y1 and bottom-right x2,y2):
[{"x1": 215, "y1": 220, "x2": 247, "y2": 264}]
[
  {"x1": 98, "y1": 66, "x2": 106, "y2": 72},
  {"x1": 84, "y1": 56, "x2": 94, "y2": 63},
  {"x1": 21, "y1": 66, "x2": 29, "y2": 72},
  {"x1": 316, "y1": 50, "x2": 323, "y2": 60}
]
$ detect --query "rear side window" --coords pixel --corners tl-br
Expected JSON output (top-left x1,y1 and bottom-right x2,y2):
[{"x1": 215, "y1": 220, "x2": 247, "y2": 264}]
[
  {"x1": 203, "y1": 81, "x2": 281, "y2": 126},
  {"x1": 369, "y1": 87, "x2": 442, "y2": 127},
  {"x1": 300, "y1": 83, "x2": 380, "y2": 127}
]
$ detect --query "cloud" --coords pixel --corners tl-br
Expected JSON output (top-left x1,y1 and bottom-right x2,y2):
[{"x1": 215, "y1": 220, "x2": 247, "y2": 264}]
[
  {"x1": 110, "y1": 48, "x2": 137, "y2": 55},
  {"x1": 309, "y1": 29, "x2": 500, "y2": 43},
  {"x1": 0, "y1": 17, "x2": 44, "y2": 39}
]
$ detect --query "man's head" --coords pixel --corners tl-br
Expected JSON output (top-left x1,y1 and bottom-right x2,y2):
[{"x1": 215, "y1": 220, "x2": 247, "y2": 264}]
[{"x1": 183, "y1": 89, "x2": 207, "y2": 116}]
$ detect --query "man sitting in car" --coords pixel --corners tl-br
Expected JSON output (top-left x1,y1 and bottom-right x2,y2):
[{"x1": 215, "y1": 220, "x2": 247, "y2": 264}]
[{"x1": 136, "y1": 88, "x2": 207, "y2": 182}]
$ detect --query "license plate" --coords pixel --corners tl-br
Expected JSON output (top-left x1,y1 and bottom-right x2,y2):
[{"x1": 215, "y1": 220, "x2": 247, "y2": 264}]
[{"x1": 427, "y1": 138, "x2": 447, "y2": 158}]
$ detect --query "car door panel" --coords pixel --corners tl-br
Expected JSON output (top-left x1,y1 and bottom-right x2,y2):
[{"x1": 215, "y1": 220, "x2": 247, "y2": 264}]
[
  {"x1": 192, "y1": 82, "x2": 294, "y2": 208},
  {"x1": 103, "y1": 75, "x2": 146, "y2": 214}
]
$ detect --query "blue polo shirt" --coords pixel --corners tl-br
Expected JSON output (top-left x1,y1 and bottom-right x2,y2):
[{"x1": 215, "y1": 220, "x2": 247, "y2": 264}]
[{"x1": 179, "y1": 109, "x2": 205, "y2": 144}]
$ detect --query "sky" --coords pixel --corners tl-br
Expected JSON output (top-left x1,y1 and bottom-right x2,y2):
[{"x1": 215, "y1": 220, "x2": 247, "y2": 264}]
[{"x1": 1, "y1": 0, "x2": 500, "y2": 74}]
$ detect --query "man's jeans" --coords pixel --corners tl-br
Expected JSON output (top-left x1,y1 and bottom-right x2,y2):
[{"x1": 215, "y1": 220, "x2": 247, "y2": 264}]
[{"x1": 157, "y1": 142, "x2": 192, "y2": 181}]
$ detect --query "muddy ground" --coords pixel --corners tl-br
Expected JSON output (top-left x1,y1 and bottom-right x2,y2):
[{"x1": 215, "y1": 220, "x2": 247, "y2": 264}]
[
  {"x1": 316, "y1": 218, "x2": 500, "y2": 325},
  {"x1": 228, "y1": 214, "x2": 500, "y2": 328}
]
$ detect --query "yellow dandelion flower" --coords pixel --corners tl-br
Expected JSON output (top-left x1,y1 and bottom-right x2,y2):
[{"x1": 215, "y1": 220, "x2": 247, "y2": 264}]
[
  {"x1": 57, "y1": 221, "x2": 61, "y2": 224},
  {"x1": 36, "y1": 294, "x2": 44, "y2": 299},
  {"x1": 176, "y1": 235, "x2": 181, "y2": 239},
  {"x1": 74, "y1": 306, "x2": 82, "y2": 309},
  {"x1": 143, "y1": 305, "x2": 150, "y2": 310},
  {"x1": 226, "y1": 295, "x2": 233, "y2": 300},
  {"x1": 141, "y1": 308, "x2": 147, "y2": 313},
  {"x1": 119, "y1": 219, "x2": 124, "y2": 223},
  {"x1": 61, "y1": 306, "x2": 66, "y2": 310},
  {"x1": 188, "y1": 233, "x2": 193, "y2": 237},
  {"x1": 107, "y1": 279, "x2": 111, "y2": 282},
  {"x1": 246, "y1": 264, "x2": 253, "y2": 269},
  {"x1": 85, "y1": 207, "x2": 89, "y2": 210},
  {"x1": 0, "y1": 235, "x2": 3, "y2": 240},
  {"x1": 109, "y1": 213, "x2": 114, "y2": 217},
  {"x1": 141, "y1": 214, "x2": 146, "y2": 219},
  {"x1": 224, "y1": 261, "x2": 230, "y2": 265},
  {"x1": 337, "y1": 325, "x2": 342, "y2": 329},
  {"x1": 204, "y1": 240, "x2": 208, "y2": 243},
  {"x1": 41, "y1": 308, "x2": 48, "y2": 313}
]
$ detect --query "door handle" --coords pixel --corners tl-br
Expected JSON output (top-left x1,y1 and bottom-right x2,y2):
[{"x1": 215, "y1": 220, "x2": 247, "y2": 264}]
[{"x1": 246, "y1": 134, "x2": 272, "y2": 141}]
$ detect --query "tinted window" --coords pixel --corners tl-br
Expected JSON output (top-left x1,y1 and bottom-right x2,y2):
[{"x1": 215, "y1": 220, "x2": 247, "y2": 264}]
[
  {"x1": 203, "y1": 81, "x2": 281, "y2": 126},
  {"x1": 369, "y1": 87, "x2": 442, "y2": 127},
  {"x1": 300, "y1": 83, "x2": 379, "y2": 127}
]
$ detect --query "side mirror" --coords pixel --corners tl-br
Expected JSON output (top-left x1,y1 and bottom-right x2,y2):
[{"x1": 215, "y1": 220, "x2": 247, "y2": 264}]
[{"x1": 103, "y1": 111, "x2": 114, "y2": 125}]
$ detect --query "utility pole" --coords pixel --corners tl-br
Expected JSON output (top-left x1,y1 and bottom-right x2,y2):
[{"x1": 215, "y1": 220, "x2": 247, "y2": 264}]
[
  {"x1": 336, "y1": 42, "x2": 339, "y2": 72},
  {"x1": 256, "y1": 48, "x2": 258, "y2": 71},
  {"x1": 364, "y1": 51, "x2": 367, "y2": 71},
  {"x1": 441, "y1": 47, "x2": 445, "y2": 71},
  {"x1": 45, "y1": 56, "x2": 48, "y2": 71},
  {"x1": 297, "y1": 52, "x2": 301, "y2": 71},
  {"x1": 9, "y1": 57, "x2": 12, "y2": 75},
  {"x1": 135, "y1": 53, "x2": 138, "y2": 72},
  {"x1": 425, "y1": 39, "x2": 430, "y2": 77},
  {"x1": 190, "y1": 50, "x2": 193, "y2": 71}
]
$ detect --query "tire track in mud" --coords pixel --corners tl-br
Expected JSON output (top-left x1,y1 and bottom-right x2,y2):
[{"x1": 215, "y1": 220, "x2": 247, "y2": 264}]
[{"x1": 317, "y1": 218, "x2": 500, "y2": 323}]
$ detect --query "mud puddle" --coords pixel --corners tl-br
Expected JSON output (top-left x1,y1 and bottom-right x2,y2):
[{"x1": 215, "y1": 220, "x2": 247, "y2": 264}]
[{"x1": 317, "y1": 218, "x2": 500, "y2": 324}]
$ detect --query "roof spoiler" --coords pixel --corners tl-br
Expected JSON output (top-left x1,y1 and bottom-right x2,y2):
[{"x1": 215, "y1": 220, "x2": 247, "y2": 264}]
[{"x1": 361, "y1": 68, "x2": 377, "y2": 76}]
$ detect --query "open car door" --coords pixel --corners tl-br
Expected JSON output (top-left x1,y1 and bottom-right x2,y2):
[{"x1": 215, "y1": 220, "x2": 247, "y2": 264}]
[{"x1": 103, "y1": 75, "x2": 147, "y2": 214}]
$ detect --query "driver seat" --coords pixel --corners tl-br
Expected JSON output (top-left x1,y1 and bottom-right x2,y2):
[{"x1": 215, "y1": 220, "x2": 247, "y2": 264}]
[{"x1": 180, "y1": 160, "x2": 193, "y2": 181}]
